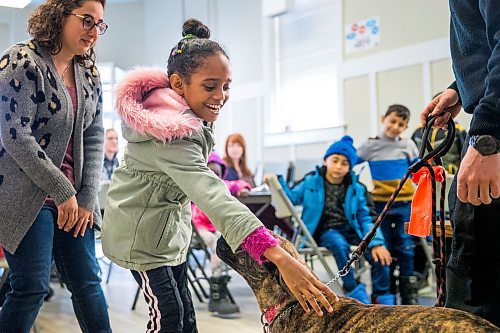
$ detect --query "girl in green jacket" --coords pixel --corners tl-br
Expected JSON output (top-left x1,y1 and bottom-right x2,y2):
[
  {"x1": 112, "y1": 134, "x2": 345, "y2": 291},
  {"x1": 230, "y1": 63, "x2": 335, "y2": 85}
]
[{"x1": 101, "y1": 19, "x2": 337, "y2": 332}]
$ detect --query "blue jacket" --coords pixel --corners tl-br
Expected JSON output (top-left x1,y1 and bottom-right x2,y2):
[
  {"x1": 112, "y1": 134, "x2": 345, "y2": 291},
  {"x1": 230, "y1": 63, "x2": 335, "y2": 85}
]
[{"x1": 278, "y1": 167, "x2": 385, "y2": 248}]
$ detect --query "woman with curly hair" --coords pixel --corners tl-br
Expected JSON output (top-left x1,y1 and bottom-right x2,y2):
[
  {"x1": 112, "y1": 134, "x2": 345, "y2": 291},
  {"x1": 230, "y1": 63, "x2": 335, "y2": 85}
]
[{"x1": 0, "y1": 1, "x2": 111, "y2": 331}]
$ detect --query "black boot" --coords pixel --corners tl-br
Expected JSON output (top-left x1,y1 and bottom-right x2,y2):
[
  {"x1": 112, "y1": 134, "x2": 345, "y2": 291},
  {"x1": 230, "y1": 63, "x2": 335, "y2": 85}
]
[
  {"x1": 208, "y1": 276, "x2": 240, "y2": 315},
  {"x1": 399, "y1": 275, "x2": 420, "y2": 305}
]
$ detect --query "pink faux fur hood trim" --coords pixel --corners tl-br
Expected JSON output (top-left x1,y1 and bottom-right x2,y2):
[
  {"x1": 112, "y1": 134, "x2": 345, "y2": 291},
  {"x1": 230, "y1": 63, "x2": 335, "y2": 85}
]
[{"x1": 114, "y1": 67, "x2": 203, "y2": 142}]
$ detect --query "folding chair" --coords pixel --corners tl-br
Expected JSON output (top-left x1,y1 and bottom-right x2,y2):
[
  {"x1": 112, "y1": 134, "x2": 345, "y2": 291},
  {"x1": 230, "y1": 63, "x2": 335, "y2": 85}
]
[
  {"x1": 186, "y1": 225, "x2": 212, "y2": 303},
  {"x1": 266, "y1": 175, "x2": 344, "y2": 294},
  {"x1": 188, "y1": 223, "x2": 237, "y2": 304}
]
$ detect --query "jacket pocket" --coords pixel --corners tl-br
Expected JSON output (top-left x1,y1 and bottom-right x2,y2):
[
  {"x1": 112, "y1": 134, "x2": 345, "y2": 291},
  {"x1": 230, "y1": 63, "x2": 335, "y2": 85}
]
[
  {"x1": 145, "y1": 203, "x2": 185, "y2": 255},
  {"x1": 153, "y1": 208, "x2": 176, "y2": 248}
]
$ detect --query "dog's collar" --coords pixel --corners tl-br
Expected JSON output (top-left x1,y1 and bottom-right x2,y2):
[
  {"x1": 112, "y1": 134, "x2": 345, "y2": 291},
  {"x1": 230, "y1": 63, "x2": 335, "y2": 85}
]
[
  {"x1": 263, "y1": 302, "x2": 283, "y2": 323},
  {"x1": 261, "y1": 299, "x2": 299, "y2": 330}
]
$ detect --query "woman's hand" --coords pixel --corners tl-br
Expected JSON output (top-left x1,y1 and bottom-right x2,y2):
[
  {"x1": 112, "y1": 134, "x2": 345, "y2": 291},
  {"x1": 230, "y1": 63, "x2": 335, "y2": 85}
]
[
  {"x1": 57, "y1": 195, "x2": 78, "y2": 232},
  {"x1": 263, "y1": 245, "x2": 338, "y2": 316},
  {"x1": 72, "y1": 207, "x2": 94, "y2": 237},
  {"x1": 371, "y1": 245, "x2": 392, "y2": 266},
  {"x1": 263, "y1": 173, "x2": 276, "y2": 185}
]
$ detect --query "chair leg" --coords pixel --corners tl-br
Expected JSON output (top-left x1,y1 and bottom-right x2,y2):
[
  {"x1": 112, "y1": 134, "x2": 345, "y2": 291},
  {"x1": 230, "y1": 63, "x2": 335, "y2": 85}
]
[
  {"x1": 187, "y1": 261, "x2": 208, "y2": 301},
  {"x1": 187, "y1": 250, "x2": 210, "y2": 299},
  {"x1": 187, "y1": 269, "x2": 205, "y2": 303},
  {"x1": 131, "y1": 286, "x2": 141, "y2": 310},
  {"x1": 419, "y1": 238, "x2": 436, "y2": 282},
  {"x1": 106, "y1": 262, "x2": 113, "y2": 284}
]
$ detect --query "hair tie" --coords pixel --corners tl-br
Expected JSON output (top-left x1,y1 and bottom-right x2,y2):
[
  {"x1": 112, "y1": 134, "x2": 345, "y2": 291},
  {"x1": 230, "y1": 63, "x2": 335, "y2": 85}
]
[
  {"x1": 171, "y1": 34, "x2": 198, "y2": 57},
  {"x1": 171, "y1": 49, "x2": 182, "y2": 56}
]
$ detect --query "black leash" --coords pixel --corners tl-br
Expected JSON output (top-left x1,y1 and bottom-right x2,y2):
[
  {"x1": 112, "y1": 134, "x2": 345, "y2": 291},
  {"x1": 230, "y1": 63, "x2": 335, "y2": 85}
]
[
  {"x1": 338, "y1": 115, "x2": 456, "y2": 305},
  {"x1": 261, "y1": 116, "x2": 456, "y2": 332}
]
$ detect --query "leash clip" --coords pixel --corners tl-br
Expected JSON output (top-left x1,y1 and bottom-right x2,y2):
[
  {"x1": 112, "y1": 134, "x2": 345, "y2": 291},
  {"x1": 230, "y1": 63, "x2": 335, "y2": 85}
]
[{"x1": 261, "y1": 312, "x2": 270, "y2": 333}]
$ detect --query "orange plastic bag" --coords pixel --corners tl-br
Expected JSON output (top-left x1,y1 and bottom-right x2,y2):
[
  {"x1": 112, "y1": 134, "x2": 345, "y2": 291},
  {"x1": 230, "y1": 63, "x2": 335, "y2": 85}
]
[{"x1": 408, "y1": 165, "x2": 444, "y2": 237}]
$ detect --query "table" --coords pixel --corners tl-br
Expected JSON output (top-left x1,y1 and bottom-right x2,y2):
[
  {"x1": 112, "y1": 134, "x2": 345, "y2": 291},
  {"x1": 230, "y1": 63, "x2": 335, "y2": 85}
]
[{"x1": 237, "y1": 192, "x2": 272, "y2": 218}]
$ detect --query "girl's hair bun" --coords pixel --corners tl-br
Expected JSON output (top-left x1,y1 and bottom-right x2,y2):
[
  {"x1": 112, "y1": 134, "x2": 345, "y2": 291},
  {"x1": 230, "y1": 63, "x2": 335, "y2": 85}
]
[{"x1": 182, "y1": 18, "x2": 210, "y2": 39}]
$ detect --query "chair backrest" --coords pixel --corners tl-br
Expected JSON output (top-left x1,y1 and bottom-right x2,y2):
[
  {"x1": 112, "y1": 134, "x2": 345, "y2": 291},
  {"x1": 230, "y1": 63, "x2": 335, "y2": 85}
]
[
  {"x1": 267, "y1": 175, "x2": 319, "y2": 249},
  {"x1": 267, "y1": 175, "x2": 342, "y2": 286}
]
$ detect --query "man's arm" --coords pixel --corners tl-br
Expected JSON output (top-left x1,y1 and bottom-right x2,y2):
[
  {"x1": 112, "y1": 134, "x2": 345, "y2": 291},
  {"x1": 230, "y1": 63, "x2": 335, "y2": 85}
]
[
  {"x1": 457, "y1": 3, "x2": 500, "y2": 205},
  {"x1": 471, "y1": 1, "x2": 500, "y2": 139}
]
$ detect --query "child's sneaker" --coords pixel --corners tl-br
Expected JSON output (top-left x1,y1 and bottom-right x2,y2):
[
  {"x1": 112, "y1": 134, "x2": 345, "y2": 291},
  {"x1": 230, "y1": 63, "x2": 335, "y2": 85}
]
[{"x1": 346, "y1": 283, "x2": 370, "y2": 304}]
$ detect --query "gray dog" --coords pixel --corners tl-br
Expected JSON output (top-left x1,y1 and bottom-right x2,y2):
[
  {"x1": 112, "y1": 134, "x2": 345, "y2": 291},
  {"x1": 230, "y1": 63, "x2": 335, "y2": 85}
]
[{"x1": 216, "y1": 233, "x2": 499, "y2": 333}]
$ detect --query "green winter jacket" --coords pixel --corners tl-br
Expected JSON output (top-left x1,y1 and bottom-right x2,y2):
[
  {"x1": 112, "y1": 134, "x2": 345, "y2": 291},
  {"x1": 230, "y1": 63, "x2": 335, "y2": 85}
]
[{"x1": 101, "y1": 68, "x2": 263, "y2": 271}]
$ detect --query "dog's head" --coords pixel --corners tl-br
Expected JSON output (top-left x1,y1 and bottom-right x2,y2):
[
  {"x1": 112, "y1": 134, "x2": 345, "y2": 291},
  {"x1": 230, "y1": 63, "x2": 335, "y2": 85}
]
[{"x1": 216, "y1": 232, "x2": 311, "y2": 312}]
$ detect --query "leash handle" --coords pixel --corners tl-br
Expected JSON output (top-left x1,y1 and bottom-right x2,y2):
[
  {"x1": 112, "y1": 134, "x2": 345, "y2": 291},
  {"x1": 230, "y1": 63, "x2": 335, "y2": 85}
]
[{"x1": 416, "y1": 116, "x2": 456, "y2": 165}]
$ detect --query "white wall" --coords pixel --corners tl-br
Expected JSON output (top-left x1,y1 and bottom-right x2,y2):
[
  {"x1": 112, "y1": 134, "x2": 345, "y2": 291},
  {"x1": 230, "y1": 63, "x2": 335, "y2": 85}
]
[
  {"x1": 1, "y1": 0, "x2": 469, "y2": 183},
  {"x1": 0, "y1": 4, "x2": 31, "y2": 47},
  {"x1": 0, "y1": 23, "x2": 11, "y2": 53},
  {"x1": 1, "y1": 0, "x2": 264, "y2": 171},
  {"x1": 343, "y1": 0, "x2": 450, "y2": 60},
  {"x1": 95, "y1": 1, "x2": 145, "y2": 68},
  {"x1": 142, "y1": 0, "x2": 184, "y2": 68}
]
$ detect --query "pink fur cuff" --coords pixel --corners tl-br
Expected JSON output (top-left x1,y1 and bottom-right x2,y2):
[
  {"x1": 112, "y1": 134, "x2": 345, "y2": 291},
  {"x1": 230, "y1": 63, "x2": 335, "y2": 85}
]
[{"x1": 241, "y1": 227, "x2": 280, "y2": 265}]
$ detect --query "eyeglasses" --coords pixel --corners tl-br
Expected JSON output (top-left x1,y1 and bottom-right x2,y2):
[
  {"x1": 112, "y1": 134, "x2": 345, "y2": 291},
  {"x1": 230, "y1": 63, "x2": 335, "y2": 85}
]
[{"x1": 69, "y1": 13, "x2": 108, "y2": 35}]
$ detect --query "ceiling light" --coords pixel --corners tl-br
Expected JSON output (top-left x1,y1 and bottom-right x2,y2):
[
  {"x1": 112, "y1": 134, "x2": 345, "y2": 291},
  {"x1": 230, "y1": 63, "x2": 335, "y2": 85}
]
[{"x1": 0, "y1": 0, "x2": 32, "y2": 9}]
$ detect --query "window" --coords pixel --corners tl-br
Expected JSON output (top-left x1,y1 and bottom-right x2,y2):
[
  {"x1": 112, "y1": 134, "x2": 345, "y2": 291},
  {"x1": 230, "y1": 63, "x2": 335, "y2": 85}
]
[
  {"x1": 97, "y1": 63, "x2": 125, "y2": 158},
  {"x1": 268, "y1": 0, "x2": 341, "y2": 134}
]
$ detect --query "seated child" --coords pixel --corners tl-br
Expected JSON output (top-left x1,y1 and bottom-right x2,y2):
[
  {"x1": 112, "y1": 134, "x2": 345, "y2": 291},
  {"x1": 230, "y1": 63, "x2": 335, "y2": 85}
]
[
  {"x1": 191, "y1": 151, "x2": 251, "y2": 315},
  {"x1": 268, "y1": 136, "x2": 394, "y2": 304}
]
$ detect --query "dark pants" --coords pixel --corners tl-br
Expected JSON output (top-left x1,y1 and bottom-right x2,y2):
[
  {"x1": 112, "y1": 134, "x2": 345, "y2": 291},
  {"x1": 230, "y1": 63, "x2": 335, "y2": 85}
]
[
  {"x1": 446, "y1": 174, "x2": 500, "y2": 327},
  {"x1": 0, "y1": 205, "x2": 111, "y2": 333},
  {"x1": 131, "y1": 263, "x2": 197, "y2": 333},
  {"x1": 319, "y1": 225, "x2": 390, "y2": 296},
  {"x1": 374, "y1": 201, "x2": 415, "y2": 276}
]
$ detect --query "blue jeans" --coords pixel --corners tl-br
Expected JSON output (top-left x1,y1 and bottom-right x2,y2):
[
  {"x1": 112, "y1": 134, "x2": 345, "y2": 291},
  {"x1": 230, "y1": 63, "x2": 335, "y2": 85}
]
[
  {"x1": 446, "y1": 165, "x2": 500, "y2": 327},
  {"x1": 319, "y1": 226, "x2": 390, "y2": 296},
  {"x1": 374, "y1": 201, "x2": 414, "y2": 276},
  {"x1": 131, "y1": 263, "x2": 197, "y2": 333},
  {"x1": 0, "y1": 205, "x2": 111, "y2": 333}
]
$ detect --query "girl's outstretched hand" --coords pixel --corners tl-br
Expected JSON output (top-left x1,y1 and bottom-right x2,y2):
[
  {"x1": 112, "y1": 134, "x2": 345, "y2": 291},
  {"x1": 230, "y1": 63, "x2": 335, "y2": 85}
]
[{"x1": 263, "y1": 245, "x2": 338, "y2": 316}]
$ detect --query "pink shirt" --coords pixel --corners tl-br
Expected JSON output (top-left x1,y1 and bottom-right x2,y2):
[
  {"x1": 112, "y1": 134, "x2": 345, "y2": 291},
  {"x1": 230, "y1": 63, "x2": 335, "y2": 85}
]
[
  {"x1": 191, "y1": 179, "x2": 252, "y2": 232},
  {"x1": 190, "y1": 178, "x2": 279, "y2": 264},
  {"x1": 60, "y1": 86, "x2": 77, "y2": 186},
  {"x1": 45, "y1": 86, "x2": 77, "y2": 205}
]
